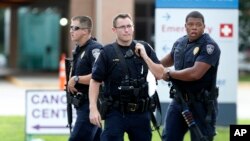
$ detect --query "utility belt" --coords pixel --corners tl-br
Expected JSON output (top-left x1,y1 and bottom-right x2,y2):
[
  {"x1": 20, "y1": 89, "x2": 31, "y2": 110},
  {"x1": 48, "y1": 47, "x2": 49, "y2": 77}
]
[
  {"x1": 98, "y1": 84, "x2": 158, "y2": 119},
  {"x1": 67, "y1": 92, "x2": 88, "y2": 108},
  {"x1": 171, "y1": 87, "x2": 219, "y2": 103},
  {"x1": 116, "y1": 83, "x2": 154, "y2": 113}
]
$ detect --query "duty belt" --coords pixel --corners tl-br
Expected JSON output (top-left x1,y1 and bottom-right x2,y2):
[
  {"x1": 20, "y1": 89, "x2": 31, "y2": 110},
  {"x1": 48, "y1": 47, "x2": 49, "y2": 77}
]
[
  {"x1": 112, "y1": 97, "x2": 155, "y2": 113},
  {"x1": 172, "y1": 91, "x2": 203, "y2": 103}
]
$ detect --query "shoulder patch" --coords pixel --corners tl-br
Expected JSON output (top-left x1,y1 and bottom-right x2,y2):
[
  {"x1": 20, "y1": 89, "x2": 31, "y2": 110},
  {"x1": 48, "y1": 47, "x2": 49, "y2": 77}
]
[
  {"x1": 92, "y1": 48, "x2": 100, "y2": 59},
  {"x1": 206, "y1": 44, "x2": 215, "y2": 55}
]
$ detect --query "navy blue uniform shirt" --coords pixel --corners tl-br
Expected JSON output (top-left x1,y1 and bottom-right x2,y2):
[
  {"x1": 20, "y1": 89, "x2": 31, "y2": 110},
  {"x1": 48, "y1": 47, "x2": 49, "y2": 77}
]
[
  {"x1": 170, "y1": 33, "x2": 221, "y2": 93},
  {"x1": 72, "y1": 37, "x2": 102, "y2": 93},
  {"x1": 92, "y1": 40, "x2": 160, "y2": 97}
]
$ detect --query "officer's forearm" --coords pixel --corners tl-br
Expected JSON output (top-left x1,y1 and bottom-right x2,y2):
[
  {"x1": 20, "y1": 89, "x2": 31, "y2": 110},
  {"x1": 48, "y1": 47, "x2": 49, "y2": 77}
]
[
  {"x1": 168, "y1": 69, "x2": 197, "y2": 81},
  {"x1": 89, "y1": 79, "x2": 101, "y2": 110},
  {"x1": 160, "y1": 53, "x2": 174, "y2": 67},
  {"x1": 143, "y1": 56, "x2": 164, "y2": 79},
  {"x1": 169, "y1": 62, "x2": 210, "y2": 81},
  {"x1": 78, "y1": 74, "x2": 92, "y2": 85}
]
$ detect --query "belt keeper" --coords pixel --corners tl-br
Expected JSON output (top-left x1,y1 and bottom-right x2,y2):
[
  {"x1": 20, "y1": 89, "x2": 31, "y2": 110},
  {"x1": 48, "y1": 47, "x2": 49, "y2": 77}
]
[{"x1": 127, "y1": 103, "x2": 137, "y2": 112}]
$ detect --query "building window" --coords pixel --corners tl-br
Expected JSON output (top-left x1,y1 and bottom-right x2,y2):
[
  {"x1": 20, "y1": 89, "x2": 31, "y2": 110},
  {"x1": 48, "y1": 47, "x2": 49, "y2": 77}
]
[{"x1": 134, "y1": 0, "x2": 155, "y2": 47}]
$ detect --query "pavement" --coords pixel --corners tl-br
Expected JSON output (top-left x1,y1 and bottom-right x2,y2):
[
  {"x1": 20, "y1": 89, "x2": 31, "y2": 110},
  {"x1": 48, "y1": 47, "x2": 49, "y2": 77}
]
[
  {"x1": 236, "y1": 82, "x2": 250, "y2": 119},
  {"x1": 0, "y1": 71, "x2": 249, "y2": 119},
  {"x1": 0, "y1": 71, "x2": 59, "y2": 115}
]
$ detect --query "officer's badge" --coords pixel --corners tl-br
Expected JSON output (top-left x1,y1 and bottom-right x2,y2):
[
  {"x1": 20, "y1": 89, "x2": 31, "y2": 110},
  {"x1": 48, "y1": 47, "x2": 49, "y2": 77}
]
[
  {"x1": 81, "y1": 51, "x2": 85, "y2": 59},
  {"x1": 206, "y1": 44, "x2": 215, "y2": 55},
  {"x1": 92, "y1": 48, "x2": 100, "y2": 59},
  {"x1": 193, "y1": 47, "x2": 200, "y2": 55}
]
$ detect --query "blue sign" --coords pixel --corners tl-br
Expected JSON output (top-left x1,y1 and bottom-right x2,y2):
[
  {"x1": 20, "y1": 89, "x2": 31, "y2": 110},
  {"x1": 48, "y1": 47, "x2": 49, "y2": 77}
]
[{"x1": 156, "y1": 0, "x2": 238, "y2": 9}]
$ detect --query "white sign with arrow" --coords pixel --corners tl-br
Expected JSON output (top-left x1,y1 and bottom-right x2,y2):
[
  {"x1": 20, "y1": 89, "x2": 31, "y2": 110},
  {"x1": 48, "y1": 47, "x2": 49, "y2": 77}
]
[{"x1": 26, "y1": 90, "x2": 76, "y2": 134}]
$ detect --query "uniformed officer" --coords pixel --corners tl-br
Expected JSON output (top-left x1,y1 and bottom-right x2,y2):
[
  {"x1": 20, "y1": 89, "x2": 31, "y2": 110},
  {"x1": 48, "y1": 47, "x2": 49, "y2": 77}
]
[
  {"x1": 67, "y1": 16, "x2": 102, "y2": 141},
  {"x1": 88, "y1": 13, "x2": 164, "y2": 141},
  {"x1": 160, "y1": 11, "x2": 221, "y2": 141}
]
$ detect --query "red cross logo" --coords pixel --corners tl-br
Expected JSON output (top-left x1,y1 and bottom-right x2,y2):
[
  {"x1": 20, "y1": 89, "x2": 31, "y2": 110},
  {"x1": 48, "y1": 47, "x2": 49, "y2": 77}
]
[{"x1": 220, "y1": 24, "x2": 233, "y2": 37}]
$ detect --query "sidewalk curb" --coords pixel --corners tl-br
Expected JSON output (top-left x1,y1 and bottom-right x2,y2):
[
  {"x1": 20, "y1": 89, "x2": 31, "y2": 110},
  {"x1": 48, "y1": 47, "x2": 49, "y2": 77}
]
[
  {"x1": 6, "y1": 76, "x2": 59, "y2": 89},
  {"x1": 238, "y1": 82, "x2": 250, "y2": 89}
]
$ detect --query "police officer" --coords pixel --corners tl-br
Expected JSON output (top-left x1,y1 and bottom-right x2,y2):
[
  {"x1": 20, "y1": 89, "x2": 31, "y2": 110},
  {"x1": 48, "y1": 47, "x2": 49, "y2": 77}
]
[
  {"x1": 160, "y1": 11, "x2": 221, "y2": 141},
  {"x1": 67, "y1": 16, "x2": 102, "y2": 141},
  {"x1": 88, "y1": 13, "x2": 164, "y2": 141}
]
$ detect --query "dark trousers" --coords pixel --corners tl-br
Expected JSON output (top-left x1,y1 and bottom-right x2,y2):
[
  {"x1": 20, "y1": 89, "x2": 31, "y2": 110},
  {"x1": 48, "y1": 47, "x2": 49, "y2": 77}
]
[
  {"x1": 162, "y1": 99, "x2": 217, "y2": 141},
  {"x1": 68, "y1": 102, "x2": 102, "y2": 141},
  {"x1": 101, "y1": 110, "x2": 152, "y2": 141}
]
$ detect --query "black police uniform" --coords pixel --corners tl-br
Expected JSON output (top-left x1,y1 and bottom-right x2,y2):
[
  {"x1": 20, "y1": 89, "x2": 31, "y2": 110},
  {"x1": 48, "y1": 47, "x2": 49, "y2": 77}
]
[
  {"x1": 69, "y1": 37, "x2": 102, "y2": 141},
  {"x1": 92, "y1": 40, "x2": 161, "y2": 141},
  {"x1": 162, "y1": 33, "x2": 221, "y2": 141}
]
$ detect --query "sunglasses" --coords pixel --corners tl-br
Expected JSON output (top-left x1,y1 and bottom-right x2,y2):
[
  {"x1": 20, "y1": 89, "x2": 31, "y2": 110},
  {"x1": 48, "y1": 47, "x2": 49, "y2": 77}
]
[{"x1": 70, "y1": 26, "x2": 88, "y2": 31}]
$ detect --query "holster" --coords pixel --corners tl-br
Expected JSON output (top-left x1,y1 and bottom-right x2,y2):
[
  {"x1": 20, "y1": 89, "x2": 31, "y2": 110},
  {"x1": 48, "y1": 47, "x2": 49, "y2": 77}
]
[
  {"x1": 149, "y1": 92, "x2": 158, "y2": 112},
  {"x1": 203, "y1": 87, "x2": 219, "y2": 123},
  {"x1": 189, "y1": 87, "x2": 219, "y2": 124},
  {"x1": 67, "y1": 92, "x2": 88, "y2": 108},
  {"x1": 97, "y1": 96, "x2": 113, "y2": 119}
]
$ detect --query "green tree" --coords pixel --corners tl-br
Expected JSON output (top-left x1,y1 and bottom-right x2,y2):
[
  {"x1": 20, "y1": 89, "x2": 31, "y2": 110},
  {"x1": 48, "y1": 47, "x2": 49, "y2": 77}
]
[
  {"x1": 0, "y1": 9, "x2": 4, "y2": 53},
  {"x1": 239, "y1": 0, "x2": 250, "y2": 51}
]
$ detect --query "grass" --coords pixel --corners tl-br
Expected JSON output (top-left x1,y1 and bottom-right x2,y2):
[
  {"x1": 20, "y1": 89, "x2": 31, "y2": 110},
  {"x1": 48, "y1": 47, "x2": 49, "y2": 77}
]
[
  {"x1": 239, "y1": 73, "x2": 250, "y2": 82},
  {"x1": 1, "y1": 116, "x2": 249, "y2": 141},
  {"x1": 239, "y1": 72, "x2": 250, "y2": 82},
  {"x1": 0, "y1": 116, "x2": 67, "y2": 141}
]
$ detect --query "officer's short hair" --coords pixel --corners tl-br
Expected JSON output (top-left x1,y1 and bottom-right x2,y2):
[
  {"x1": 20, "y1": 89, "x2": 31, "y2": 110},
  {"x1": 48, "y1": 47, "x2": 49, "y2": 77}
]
[
  {"x1": 185, "y1": 11, "x2": 205, "y2": 24},
  {"x1": 112, "y1": 13, "x2": 133, "y2": 28},
  {"x1": 71, "y1": 16, "x2": 93, "y2": 32}
]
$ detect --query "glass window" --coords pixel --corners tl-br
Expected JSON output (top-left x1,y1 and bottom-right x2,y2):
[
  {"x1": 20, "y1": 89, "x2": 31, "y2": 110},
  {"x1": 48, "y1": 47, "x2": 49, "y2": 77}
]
[
  {"x1": 135, "y1": 21, "x2": 146, "y2": 40},
  {"x1": 135, "y1": 3, "x2": 147, "y2": 17},
  {"x1": 150, "y1": 3, "x2": 155, "y2": 18},
  {"x1": 134, "y1": 0, "x2": 155, "y2": 47}
]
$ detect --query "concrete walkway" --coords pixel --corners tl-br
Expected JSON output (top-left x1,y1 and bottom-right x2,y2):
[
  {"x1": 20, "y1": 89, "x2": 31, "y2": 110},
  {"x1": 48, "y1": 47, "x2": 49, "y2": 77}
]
[
  {"x1": 0, "y1": 74, "x2": 59, "y2": 115},
  {"x1": 237, "y1": 82, "x2": 250, "y2": 119}
]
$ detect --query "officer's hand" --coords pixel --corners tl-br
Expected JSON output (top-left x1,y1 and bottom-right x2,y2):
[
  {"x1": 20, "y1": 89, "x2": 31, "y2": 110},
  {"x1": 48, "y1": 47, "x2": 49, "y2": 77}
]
[
  {"x1": 68, "y1": 77, "x2": 78, "y2": 94},
  {"x1": 135, "y1": 43, "x2": 147, "y2": 58},
  {"x1": 89, "y1": 106, "x2": 102, "y2": 128},
  {"x1": 162, "y1": 73, "x2": 169, "y2": 81},
  {"x1": 162, "y1": 68, "x2": 170, "y2": 81}
]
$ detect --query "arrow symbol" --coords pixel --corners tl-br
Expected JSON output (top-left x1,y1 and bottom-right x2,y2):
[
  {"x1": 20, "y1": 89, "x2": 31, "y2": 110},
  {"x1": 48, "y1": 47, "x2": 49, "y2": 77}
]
[
  {"x1": 33, "y1": 124, "x2": 67, "y2": 130},
  {"x1": 162, "y1": 13, "x2": 170, "y2": 21}
]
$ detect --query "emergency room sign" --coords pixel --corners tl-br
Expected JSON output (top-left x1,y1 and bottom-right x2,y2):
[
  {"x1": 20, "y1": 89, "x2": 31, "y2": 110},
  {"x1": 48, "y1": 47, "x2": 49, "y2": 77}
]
[{"x1": 26, "y1": 90, "x2": 76, "y2": 134}]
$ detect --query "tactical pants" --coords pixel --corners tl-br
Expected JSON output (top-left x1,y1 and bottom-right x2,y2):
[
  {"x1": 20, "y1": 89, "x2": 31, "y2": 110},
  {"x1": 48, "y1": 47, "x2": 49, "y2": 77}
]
[
  {"x1": 68, "y1": 102, "x2": 102, "y2": 141},
  {"x1": 101, "y1": 110, "x2": 152, "y2": 141},
  {"x1": 162, "y1": 99, "x2": 217, "y2": 141}
]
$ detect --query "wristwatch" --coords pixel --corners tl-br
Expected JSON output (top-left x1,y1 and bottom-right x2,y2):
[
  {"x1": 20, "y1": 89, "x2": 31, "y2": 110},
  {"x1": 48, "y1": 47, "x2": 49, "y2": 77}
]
[
  {"x1": 166, "y1": 69, "x2": 171, "y2": 79},
  {"x1": 74, "y1": 76, "x2": 79, "y2": 84}
]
